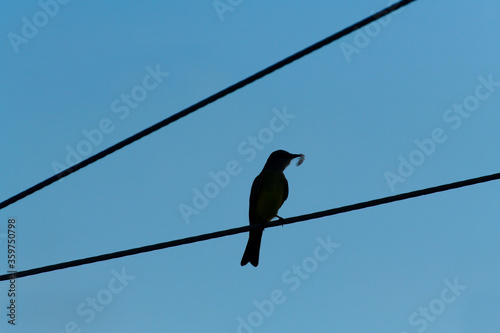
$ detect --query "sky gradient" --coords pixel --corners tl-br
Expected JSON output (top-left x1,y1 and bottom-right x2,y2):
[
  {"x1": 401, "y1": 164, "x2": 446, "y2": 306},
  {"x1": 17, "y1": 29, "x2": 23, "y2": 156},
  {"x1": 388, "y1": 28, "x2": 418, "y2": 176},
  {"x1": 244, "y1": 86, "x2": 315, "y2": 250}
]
[{"x1": 1, "y1": 0, "x2": 500, "y2": 332}]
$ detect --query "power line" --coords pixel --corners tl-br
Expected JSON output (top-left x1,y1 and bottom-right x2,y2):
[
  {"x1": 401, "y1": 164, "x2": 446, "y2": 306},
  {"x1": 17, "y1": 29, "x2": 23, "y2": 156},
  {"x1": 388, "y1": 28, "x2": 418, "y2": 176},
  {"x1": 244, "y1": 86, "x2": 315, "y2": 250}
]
[
  {"x1": 0, "y1": 0, "x2": 417, "y2": 211},
  {"x1": 1, "y1": 171, "x2": 498, "y2": 282}
]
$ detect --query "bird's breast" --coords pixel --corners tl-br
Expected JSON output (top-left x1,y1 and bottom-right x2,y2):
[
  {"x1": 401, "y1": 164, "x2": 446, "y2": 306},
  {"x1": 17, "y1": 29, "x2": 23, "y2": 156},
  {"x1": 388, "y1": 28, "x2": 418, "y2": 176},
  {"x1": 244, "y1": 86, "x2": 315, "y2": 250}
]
[{"x1": 254, "y1": 172, "x2": 287, "y2": 223}]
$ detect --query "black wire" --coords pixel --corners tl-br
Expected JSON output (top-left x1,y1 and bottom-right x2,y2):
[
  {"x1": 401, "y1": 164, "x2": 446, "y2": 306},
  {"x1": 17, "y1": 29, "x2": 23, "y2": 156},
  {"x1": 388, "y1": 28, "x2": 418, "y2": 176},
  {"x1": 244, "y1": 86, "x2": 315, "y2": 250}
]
[
  {"x1": 0, "y1": 0, "x2": 418, "y2": 211},
  {"x1": 1, "y1": 170, "x2": 498, "y2": 282}
]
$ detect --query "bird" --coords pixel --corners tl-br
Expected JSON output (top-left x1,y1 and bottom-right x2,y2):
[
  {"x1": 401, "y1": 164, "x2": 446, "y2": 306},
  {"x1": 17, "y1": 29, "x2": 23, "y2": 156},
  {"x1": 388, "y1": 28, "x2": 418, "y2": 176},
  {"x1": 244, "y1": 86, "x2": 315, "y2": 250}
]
[{"x1": 241, "y1": 150, "x2": 305, "y2": 267}]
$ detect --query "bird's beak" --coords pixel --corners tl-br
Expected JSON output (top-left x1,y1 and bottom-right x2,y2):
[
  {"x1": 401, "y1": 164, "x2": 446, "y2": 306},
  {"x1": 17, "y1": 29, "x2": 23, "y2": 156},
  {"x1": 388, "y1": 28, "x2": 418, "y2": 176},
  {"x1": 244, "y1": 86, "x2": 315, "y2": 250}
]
[{"x1": 292, "y1": 154, "x2": 305, "y2": 166}]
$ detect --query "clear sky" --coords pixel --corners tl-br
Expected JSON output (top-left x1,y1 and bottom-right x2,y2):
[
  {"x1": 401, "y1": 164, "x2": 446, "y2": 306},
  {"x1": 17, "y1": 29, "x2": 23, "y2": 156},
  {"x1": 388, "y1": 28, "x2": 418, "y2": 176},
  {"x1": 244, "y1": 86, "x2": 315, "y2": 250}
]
[{"x1": 1, "y1": 0, "x2": 500, "y2": 332}]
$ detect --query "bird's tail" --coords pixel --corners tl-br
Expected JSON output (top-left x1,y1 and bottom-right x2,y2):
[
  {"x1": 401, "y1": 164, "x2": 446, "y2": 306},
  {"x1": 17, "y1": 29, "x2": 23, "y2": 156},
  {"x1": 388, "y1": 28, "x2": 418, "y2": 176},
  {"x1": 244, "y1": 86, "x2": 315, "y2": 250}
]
[{"x1": 240, "y1": 230, "x2": 263, "y2": 267}]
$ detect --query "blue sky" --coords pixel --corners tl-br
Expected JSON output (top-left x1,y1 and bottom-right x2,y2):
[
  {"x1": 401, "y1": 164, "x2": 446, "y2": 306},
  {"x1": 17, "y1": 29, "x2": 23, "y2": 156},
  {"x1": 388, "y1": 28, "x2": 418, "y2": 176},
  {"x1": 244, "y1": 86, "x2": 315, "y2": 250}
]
[{"x1": 1, "y1": 0, "x2": 500, "y2": 332}]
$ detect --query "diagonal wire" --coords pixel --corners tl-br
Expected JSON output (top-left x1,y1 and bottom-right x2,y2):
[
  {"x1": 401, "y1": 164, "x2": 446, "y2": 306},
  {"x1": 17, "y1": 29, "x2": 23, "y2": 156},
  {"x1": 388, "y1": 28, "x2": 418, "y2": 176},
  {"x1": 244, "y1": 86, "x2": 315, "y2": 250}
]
[
  {"x1": 1, "y1": 170, "x2": 498, "y2": 282},
  {"x1": 0, "y1": 0, "x2": 418, "y2": 211}
]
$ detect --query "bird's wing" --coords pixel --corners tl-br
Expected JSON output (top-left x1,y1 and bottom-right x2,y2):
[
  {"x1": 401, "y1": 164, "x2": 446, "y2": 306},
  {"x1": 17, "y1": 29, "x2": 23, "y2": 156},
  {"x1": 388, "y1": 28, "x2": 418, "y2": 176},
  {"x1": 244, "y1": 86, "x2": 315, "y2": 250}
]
[{"x1": 249, "y1": 173, "x2": 262, "y2": 224}]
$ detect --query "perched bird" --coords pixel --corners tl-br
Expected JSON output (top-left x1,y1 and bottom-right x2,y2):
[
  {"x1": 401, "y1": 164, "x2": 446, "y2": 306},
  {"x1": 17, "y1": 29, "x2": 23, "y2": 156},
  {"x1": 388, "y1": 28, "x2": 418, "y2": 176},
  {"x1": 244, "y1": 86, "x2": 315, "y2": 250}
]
[{"x1": 241, "y1": 150, "x2": 305, "y2": 267}]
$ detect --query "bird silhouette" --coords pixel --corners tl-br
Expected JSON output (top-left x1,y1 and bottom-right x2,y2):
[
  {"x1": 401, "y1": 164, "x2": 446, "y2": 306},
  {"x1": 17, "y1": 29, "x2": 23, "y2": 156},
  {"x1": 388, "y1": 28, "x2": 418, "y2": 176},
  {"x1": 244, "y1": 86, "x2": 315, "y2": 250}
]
[{"x1": 241, "y1": 150, "x2": 304, "y2": 267}]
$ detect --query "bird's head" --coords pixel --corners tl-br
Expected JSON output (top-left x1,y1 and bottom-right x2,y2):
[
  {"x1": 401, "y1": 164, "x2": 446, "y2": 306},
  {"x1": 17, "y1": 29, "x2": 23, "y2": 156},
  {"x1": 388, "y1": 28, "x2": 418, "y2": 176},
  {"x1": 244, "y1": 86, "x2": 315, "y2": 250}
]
[{"x1": 264, "y1": 150, "x2": 305, "y2": 171}]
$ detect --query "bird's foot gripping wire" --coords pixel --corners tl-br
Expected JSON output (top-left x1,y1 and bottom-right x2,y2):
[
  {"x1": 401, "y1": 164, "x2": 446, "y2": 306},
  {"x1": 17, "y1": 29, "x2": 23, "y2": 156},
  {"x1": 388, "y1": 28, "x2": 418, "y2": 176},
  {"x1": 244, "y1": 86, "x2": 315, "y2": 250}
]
[{"x1": 276, "y1": 215, "x2": 285, "y2": 226}]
